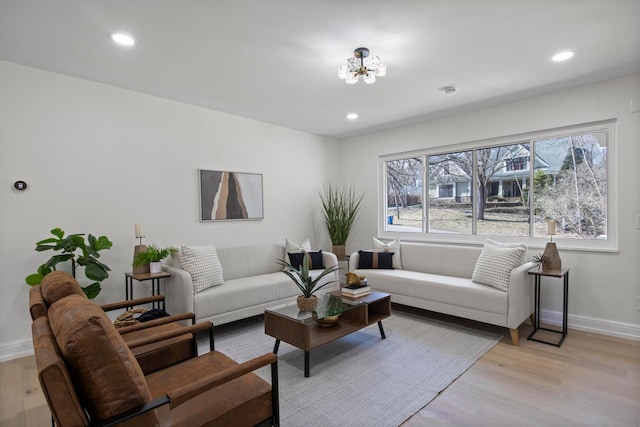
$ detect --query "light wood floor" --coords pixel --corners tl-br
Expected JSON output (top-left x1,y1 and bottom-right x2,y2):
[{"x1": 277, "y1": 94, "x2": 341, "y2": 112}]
[{"x1": 2, "y1": 313, "x2": 638, "y2": 427}]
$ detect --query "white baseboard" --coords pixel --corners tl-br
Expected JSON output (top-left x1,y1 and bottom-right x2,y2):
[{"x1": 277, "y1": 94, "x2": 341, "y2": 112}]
[
  {"x1": 0, "y1": 338, "x2": 34, "y2": 363},
  {"x1": 540, "y1": 309, "x2": 640, "y2": 341}
]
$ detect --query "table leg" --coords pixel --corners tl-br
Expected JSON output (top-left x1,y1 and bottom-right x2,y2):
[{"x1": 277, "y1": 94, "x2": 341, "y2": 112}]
[
  {"x1": 151, "y1": 278, "x2": 158, "y2": 309},
  {"x1": 378, "y1": 321, "x2": 386, "y2": 339},
  {"x1": 527, "y1": 276, "x2": 541, "y2": 341},
  {"x1": 304, "y1": 351, "x2": 310, "y2": 378},
  {"x1": 125, "y1": 275, "x2": 133, "y2": 310}
]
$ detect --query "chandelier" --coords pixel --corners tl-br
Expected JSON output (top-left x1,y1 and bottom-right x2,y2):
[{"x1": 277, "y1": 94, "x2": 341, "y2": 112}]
[{"x1": 338, "y1": 47, "x2": 387, "y2": 84}]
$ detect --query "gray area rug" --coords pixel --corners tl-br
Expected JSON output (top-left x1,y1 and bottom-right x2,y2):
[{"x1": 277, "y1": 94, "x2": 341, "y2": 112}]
[{"x1": 199, "y1": 310, "x2": 501, "y2": 427}]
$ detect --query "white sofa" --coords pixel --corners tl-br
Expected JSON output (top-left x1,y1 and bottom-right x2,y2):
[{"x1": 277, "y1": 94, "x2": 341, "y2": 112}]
[
  {"x1": 349, "y1": 242, "x2": 534, "y2": 345},
  {"x1": 163, "y1": 244, "x2": 339, "y2": 326}
]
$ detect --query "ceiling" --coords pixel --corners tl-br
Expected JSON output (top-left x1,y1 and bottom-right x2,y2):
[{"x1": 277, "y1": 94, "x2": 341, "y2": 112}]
[{"x1": 1, "y1": 1, "x2": 639, "y2": 140}]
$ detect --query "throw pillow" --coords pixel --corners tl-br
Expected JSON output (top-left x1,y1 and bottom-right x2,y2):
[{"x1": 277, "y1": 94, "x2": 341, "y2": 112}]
[
  {"x1": 373, "y1": 237, "x2": 402, "y2": 269},
  {"x1": 285, "y1": 238, "x2": 312, "y2": 254},
  {"x1": 357, "y1": 250, "x2": 394, "y2": 269},
  {"x1": 288, "y1": 250, "x2": 325, "y2": 270},
  {"x1": 179, "y1": 244, "x2": 224, "y2": 294},
  {"x1": 471, "y1": 239, "x2": 527, "y2": 292}
]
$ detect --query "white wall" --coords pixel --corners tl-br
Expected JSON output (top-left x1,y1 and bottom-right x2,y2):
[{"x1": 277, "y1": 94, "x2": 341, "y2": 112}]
[
  {"x1": 341, "y1": 73, "x2": 640, "y2": 338},
  {"x1": 0, "y1": 61, "x2": 340, "y2": 360},
  {"x1": 2, "y1": 61, "x2": 638, "y2": 361}
]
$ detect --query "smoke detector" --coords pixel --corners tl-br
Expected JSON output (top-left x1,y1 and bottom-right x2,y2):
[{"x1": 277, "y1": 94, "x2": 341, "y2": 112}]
[{"x1": 442, "y1": 86, "x2": 457, "y2": 95}]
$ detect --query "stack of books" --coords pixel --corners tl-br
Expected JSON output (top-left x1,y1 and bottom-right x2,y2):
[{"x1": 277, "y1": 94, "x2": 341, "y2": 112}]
[{"x1": 341, "y1": 284, "x2": 371, "y2": 299}]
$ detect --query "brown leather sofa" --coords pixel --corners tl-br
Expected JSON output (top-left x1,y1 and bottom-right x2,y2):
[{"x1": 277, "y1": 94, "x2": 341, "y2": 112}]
[{"x1": 32, "y1": 282, "x2": 280, "y2": 426}]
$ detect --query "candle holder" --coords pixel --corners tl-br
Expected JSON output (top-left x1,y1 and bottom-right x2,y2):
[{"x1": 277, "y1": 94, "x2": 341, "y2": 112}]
[
  {"x1": 133, "y1": 235, "x2": 150, "y2": 274},
  {"x1": 132, "y1": 224, "x2": 150, "y2": 274},
  {"x1": 542, "y1": 221, "x2": 561, "y2": 270}
]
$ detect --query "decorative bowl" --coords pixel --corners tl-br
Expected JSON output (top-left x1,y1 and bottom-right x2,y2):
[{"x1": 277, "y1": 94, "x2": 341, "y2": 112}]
[{"x1": 312, "y1": 311, "x2": 340, "y2": 327}]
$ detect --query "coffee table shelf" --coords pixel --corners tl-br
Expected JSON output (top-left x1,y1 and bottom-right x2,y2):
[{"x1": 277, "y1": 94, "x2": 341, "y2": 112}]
[{"x1": 264, "y1": 291, "x2": 391, "y2": 377}]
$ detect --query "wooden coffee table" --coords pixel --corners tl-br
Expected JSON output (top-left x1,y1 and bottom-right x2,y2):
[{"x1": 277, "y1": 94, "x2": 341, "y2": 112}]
[{"x1": 264, "y1": 290, "x2": 391, "y2": 377}]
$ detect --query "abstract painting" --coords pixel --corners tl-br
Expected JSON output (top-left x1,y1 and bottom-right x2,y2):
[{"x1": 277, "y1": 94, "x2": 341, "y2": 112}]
[{"x1": 199, "y1": 170, "x2": 263, "y2": 221}]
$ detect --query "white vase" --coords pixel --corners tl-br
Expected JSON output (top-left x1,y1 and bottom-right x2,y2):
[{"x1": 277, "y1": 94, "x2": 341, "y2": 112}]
[{"x1": 149, "y1": 261, "x2": 162, "y2": 274}]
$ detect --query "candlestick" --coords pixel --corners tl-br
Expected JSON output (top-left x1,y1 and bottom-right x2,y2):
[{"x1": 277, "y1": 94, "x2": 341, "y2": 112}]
[
  {"x1": 546, "y1": 220, "x2": 556, "y2": 236},
  {"x1": 134, "y1": 223, "x2": 143, "y2": 238}
]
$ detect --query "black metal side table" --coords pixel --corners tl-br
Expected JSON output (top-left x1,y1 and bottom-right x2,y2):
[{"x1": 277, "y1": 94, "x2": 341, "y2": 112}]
[
  {"x1": 124, "y1": 271, "x2": 171, "y2": 310},
  {"x1": 527, "y1": 268, "x2": 570, "y2": 347}
]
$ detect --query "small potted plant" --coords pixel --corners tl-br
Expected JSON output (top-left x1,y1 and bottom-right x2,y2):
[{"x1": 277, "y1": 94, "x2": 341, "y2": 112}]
[
  {"x1": 531, "y1": 253, "x2": 551, "y2": 270},
  {"x1": 133, "y1": 244, "x2": 177, "y2": 274},
  {"x1": 277, "y1": 256, "x2": 339, "y2": 311}
]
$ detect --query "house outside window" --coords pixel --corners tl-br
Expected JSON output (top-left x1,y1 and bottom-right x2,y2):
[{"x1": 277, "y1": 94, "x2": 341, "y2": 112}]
[{"x1": 381, "y1": 122, "x2": 613, "y2": 248}]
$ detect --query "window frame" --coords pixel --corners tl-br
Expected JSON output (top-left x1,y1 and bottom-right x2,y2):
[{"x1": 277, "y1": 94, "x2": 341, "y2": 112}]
[{"x1": 378, "y1": 120, "x2": 617, "y2": 252}]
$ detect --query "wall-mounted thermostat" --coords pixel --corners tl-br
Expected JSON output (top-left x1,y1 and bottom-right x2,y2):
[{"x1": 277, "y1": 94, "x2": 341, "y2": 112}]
[{"x1": 14, "y1": 180, "x2": 28, "y2": 191}]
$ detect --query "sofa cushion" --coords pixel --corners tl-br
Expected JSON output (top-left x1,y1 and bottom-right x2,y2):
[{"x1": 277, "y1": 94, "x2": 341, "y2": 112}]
[
  {"x1": 355, "y1": 269, "x2": 507, "y2": 315},
  {"x1": 373, "y1": 237, "x2": 402, "y2": 269},
  {"x1": 216, "y1": 244, "x2": 284, "y2": 280},
  {"x1": 48, "y1": 294, "x2": 157, "y2": 425},
  {"x1": 40, "y1": 271, "x2": 87, "y2": 306},
  {"x1": 288, "y1": 251, "x2": 325, "y2": 270},
  {"x1": 472, "y1": 240, "x2": 526, "y2": 292},
  {"x1": 358, "y1": 250, "x2": 394, "y2": 269},
  {"x1": 180, "y1": 244, "x2": 224, "y2": 294},
  {"x1": 285, "y1": 238, "x2": 312, "y2": 254},
  {"x1": 194, "y1": 275, "x2": 281, "y2": 319},
  {"x1": 146, "y1": 351, "x2": 272, "y2": 426}
]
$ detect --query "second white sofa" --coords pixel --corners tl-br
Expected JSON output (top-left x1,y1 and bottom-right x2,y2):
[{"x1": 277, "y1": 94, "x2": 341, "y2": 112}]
[
  {"x1": 164, "y1": 244, "x2": 339, "y2": 326},
  {"x1": 349, "y1": 241, "x2": 534, "y2": 345}
]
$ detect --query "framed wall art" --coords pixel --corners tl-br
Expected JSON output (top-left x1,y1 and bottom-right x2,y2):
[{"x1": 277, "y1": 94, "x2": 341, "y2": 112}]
[{"x1": 199, "y1": 169, "x2": 264, "y2": 221}]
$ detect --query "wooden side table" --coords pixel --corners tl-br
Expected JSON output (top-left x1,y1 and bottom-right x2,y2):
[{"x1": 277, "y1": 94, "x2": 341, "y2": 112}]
[
  {"x1": 527, "y1": 268, "x2": 570, "y2": 347},
  {"x1": 124, "y1": 272, "x2": 171, "y2": 310}
]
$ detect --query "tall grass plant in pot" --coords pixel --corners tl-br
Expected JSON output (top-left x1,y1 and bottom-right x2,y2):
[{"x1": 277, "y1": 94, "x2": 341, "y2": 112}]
[{"x1": 319, "y1": 184, "x2": 365, "y2": 260}]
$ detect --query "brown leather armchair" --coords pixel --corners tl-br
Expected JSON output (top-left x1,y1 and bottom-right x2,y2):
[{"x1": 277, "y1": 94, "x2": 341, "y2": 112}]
[
  {"x1": 29, "y1": 271, "x2": 213, "y2": 374},
  {"x1": 32, "y1": 292, "x2": 280, "y2": 426}
]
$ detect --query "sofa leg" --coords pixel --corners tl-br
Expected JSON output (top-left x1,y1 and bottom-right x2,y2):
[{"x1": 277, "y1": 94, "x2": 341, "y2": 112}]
[{"x1": 509, "y1": 328, "x2": 520, "y2": 346}]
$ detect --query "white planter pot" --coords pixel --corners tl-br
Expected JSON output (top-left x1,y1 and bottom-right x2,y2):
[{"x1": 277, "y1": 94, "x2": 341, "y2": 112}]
[{"x1": 149, "y1": 261, "x2": 162, "y2": 274}]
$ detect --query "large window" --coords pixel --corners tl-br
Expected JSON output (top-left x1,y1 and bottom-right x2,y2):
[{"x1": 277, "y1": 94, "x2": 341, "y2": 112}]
[{"x1": 381, "y1": 123, "x2": 612, "y2": 246}]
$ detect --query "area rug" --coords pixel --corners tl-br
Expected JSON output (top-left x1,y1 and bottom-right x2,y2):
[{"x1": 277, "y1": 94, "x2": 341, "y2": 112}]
[{"x1": 199, "y1": 310, "x2": 501, "y2": 427}]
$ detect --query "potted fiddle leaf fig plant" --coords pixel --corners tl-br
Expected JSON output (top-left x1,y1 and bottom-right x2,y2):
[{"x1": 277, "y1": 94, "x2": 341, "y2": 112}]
[
  {"x1": 276, "y1": 256, "x2": 339, "y2": 311},
  {"x1": 319, "y1": 183, "x2": 365, "y2": 261},
  {"x1": 133, "y1": 244, "x2": 177, "y2": 274},
  {"x1": 25, "y1": 227, "x2": 113, "y2": 299}
]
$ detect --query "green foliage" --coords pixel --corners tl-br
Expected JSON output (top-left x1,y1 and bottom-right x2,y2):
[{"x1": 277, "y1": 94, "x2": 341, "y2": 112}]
[
  {"x1": 325, "y1": 294, "x2": 346, "y2": 316},
  {"x1": 319, "y1": 184, "x2": 365, "y2": 245},
  {"x1": 25, "y1": 227, "x2": 112, "y2": 299},
  {"x1": 276, "y1": 256, "x2": 338, "y2": 298},
  {"x1": 133, "y1": 244, "x2": 177, "y2": 266}
]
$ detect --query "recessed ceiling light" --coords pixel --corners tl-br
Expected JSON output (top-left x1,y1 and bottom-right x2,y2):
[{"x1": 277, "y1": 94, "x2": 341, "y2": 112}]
[
  {"x1": 551, "y1": 50, "x2": 574, "y2": 62},
  {"x1": 110, "y1": 33, "x2": 135, "y2": 47},
  {"x1": 346, "y1": 113, "x2": 358, "y2": 120}
]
